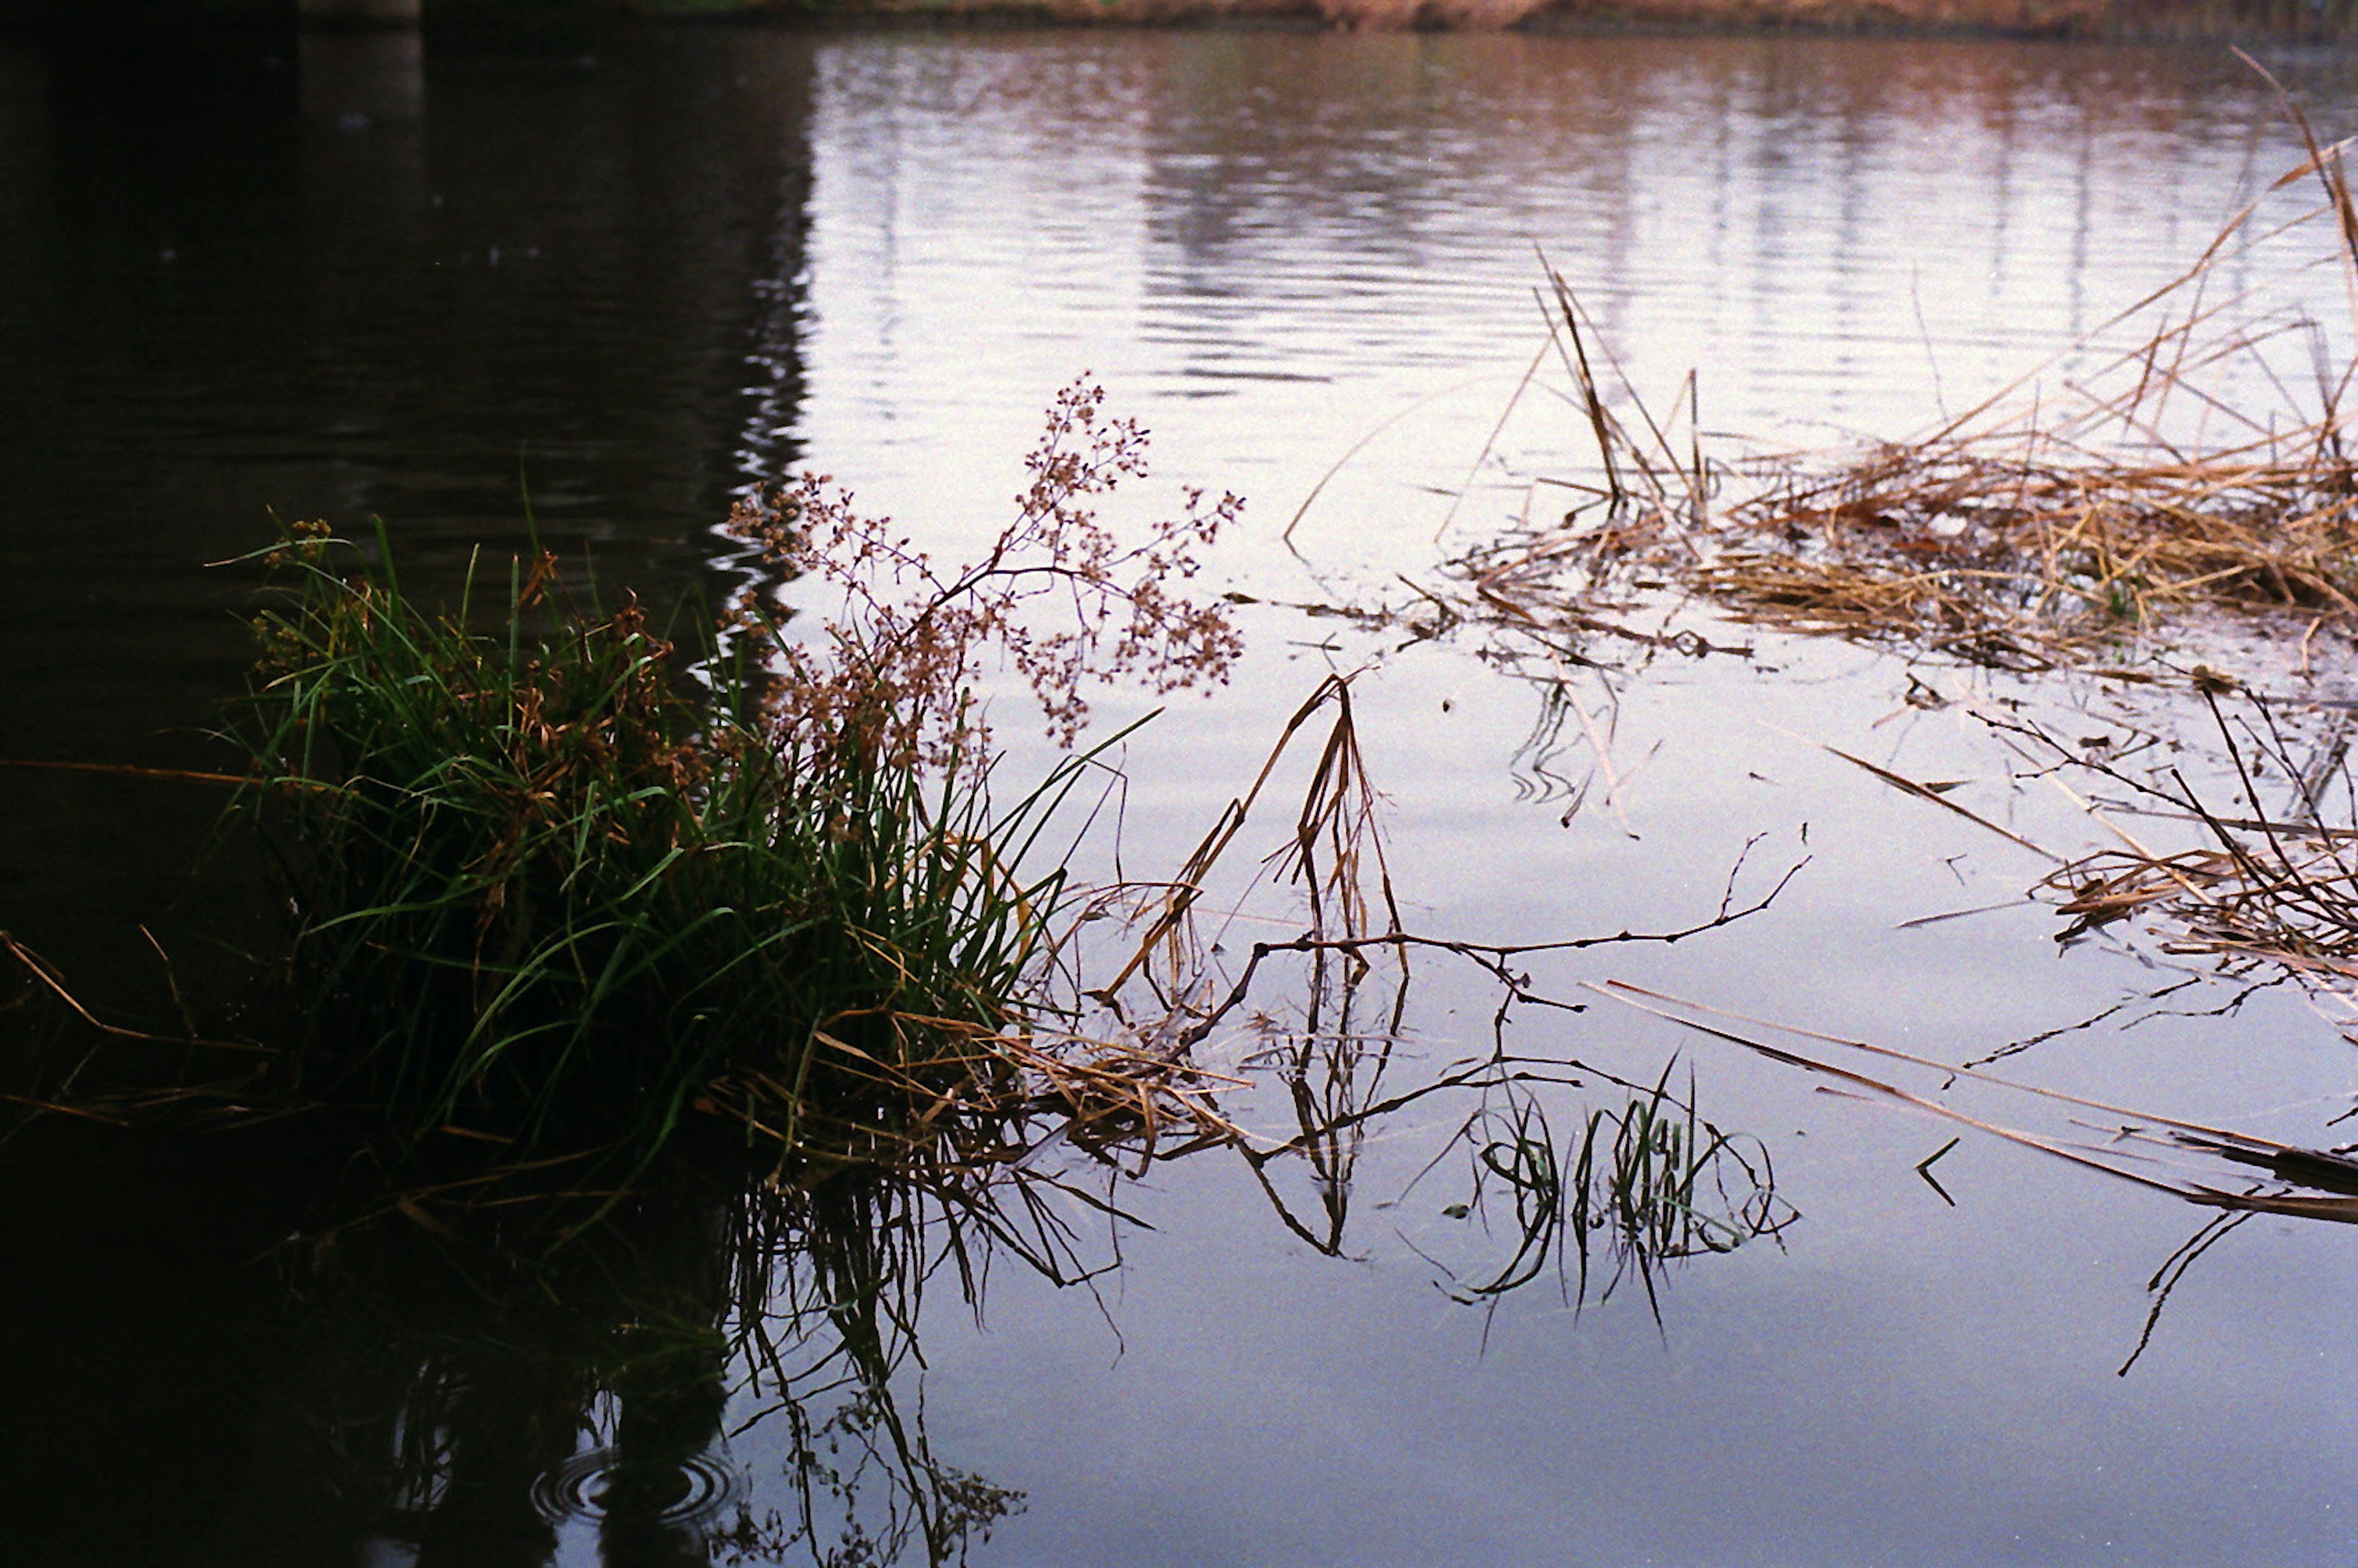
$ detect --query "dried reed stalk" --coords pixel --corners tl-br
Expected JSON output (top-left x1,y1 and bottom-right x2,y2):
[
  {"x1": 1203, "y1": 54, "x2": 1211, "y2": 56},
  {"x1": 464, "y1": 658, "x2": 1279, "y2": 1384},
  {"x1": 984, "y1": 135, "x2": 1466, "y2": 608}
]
[
  {"x1": 1459, "y1": 112, "x2": 2358, "y2": 672},
  {"x1": 2021, "y1": 691, "x2": 2358, "y2": 1007}
]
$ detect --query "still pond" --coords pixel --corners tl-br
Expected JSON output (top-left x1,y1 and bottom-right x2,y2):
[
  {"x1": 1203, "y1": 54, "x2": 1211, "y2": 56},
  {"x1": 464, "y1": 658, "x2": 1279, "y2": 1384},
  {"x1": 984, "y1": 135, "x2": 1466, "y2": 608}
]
[{"x1": 5, "y1": 20, "x2": 2358, "y2": 1566}]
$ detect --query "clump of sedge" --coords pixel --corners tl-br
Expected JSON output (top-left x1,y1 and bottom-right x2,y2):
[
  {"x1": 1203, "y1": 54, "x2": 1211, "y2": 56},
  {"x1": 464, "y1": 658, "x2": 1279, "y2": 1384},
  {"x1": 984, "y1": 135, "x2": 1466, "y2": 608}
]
[{"x1": 235, "y1": 382, "x2": 1242, "y2": 1163}]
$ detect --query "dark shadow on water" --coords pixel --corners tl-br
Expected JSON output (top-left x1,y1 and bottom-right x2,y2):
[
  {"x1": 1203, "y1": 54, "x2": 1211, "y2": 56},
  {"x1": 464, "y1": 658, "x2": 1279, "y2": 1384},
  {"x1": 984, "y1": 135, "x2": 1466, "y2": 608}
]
[
  {"x1": 0, "y1": 1112, "x2": 1033, "y2": 1568},
  {"x1": 0, "y1": 867, "x2": 1805, "y2": 1567},
  {"x1": 0, "y1": 17, "x2": 818, "y2": 995}
]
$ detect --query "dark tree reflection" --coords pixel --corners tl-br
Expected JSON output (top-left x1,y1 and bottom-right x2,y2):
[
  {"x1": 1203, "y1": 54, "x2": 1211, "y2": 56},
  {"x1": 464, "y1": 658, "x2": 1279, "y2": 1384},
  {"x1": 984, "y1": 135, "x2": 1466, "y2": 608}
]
[{"x1": 330, "y1": 1155, "x2": 1029, "y2": 1568}]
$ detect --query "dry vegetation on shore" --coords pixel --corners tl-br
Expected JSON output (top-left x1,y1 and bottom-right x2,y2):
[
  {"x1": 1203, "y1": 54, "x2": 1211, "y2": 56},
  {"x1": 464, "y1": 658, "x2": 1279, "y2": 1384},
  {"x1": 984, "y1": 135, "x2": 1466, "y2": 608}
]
[
  {"x1": 690, "y1": 0, "x2": 2351, "y2": 40},
  {"x1": 1448, "y1": 74, "x2": 2358, "y2": 659}
]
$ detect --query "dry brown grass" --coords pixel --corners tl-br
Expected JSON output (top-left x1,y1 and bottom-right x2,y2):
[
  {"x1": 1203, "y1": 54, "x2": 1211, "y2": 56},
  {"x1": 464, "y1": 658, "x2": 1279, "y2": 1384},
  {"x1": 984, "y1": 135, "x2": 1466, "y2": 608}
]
[
  {"x1": 1688, "y1": 432, "x2": 2358, "y2": 666},
  {"x1": 2009, "y1": 690, "x2": 2358, "y2": 1004},
  {"x1": 1455, "y1": 90, "x2": 2358, "y2": 673}
]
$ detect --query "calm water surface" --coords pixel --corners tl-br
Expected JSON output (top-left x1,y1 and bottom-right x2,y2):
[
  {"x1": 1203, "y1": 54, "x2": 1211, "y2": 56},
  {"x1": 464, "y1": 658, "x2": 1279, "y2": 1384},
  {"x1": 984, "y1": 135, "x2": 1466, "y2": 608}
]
[{"x1": 5, "y1": 21, "x2": 2358, "y2": 1565}]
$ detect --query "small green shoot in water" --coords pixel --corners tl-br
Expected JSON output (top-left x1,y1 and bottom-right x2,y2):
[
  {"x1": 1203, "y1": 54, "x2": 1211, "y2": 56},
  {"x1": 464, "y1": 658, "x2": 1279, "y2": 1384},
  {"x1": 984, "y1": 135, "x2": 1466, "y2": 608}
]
[{"x1": 1446, "y1": 1061, "x2": 1791, "y2": 1316}]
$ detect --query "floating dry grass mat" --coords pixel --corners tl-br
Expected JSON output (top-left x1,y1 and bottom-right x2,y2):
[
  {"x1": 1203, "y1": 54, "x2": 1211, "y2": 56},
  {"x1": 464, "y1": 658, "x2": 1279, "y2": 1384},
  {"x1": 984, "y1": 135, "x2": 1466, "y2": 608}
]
[
  {"x1": 1458, "y1": 96, "x2": 2358, "y2": 675},
  {"x1": 1691, "y1": 419, "x2": 2358, "y2": 669}
]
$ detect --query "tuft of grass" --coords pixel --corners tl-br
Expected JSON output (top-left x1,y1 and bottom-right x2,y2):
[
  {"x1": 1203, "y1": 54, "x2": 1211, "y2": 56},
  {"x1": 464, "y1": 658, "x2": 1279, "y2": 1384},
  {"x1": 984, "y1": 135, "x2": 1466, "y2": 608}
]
[
  {"x1": 214, "y1": 379, "x2": 1243, "y2": 1166},
  {"x1": 233, "y1": 522, "x2": 1075, "y2": 1159}
]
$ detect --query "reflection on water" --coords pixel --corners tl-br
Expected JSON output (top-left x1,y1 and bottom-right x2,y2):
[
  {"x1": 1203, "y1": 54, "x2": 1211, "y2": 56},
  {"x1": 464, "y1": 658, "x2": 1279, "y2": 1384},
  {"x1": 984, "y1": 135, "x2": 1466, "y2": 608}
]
[
  {"x1": 796, "y1": 30, "x2": 2358, "y2": 576},
  {"x1": 11, "y1": 19, "x2": 2358, "y2": 1566},
  {"x1": 337, "y1": 1170, "x2": 1011, "y2": 1568},
  {"x1": 0, "y1": 20, "x2": 817, "y2": 1003},
  {"x1": 0, "y1": 1119, "x2": 1012, "y2": 1568},
  {"x1": 0, "y1": 966, "x2": 1780, "y2": 1566}
]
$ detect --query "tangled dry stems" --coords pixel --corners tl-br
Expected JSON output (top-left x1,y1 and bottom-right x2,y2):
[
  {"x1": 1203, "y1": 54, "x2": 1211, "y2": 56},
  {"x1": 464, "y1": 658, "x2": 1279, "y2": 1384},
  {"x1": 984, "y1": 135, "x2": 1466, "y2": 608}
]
[
  {"x1": 1468, "y1": 335, "x2": 2358, "y2": 672},
  {"x1": 1682, "y1": 434, "x2": 2358, "y2": 667},
  {"x1": 1450, "y1": 106, "x2": 2358, "y2": 675},
  {"x1": 2026, "y1": 692, "x2": 2358, "y2": 992}
]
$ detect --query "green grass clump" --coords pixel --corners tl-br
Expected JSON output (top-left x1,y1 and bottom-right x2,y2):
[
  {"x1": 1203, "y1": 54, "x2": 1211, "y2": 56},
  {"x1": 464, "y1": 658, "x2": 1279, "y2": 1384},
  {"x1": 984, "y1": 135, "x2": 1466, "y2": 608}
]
[
  {"x1": 235, "y1": 527, "x2": 1067, "y2": 1155},
  {"x1": 222, "y1": 381, "x2": 1242, "y2": 1165}
]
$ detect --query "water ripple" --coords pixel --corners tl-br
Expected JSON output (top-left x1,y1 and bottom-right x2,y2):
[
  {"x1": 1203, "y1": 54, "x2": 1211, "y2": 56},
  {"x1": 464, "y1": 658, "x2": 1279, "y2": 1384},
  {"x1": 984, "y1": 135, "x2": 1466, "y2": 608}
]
[{"x1": 529, "y1": 1446, "x2": 743, "y2": 1528}]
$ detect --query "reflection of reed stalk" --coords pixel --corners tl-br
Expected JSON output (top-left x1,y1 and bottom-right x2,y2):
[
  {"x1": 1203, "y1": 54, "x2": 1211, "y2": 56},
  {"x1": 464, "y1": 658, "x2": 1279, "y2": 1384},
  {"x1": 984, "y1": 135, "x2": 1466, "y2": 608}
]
[{"x1": 1434, "y1": 1060, "x2": 1792, "y2": 1319}]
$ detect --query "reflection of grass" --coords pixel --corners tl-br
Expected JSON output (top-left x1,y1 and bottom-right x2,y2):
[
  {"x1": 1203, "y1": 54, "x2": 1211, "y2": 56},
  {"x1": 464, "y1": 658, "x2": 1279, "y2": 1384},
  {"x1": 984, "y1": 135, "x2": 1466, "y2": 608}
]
[
  {"x1": 1159, "y1": 755, "x2": 1801, "y2": 1313},
  {"x1": 252, "y1": 1149, "x2": 1031, "y2": 1568},
  {"x1": 1449, "y1": 1063, "x2": 1791, "y2": 1314}
]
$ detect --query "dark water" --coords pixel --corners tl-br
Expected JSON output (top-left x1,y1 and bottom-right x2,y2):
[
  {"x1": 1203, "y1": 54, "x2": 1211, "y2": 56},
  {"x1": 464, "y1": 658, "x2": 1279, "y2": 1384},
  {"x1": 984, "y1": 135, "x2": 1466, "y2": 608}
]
[{"x1": 7, "y1": 20, "x2": 2358, "y2": 1566}]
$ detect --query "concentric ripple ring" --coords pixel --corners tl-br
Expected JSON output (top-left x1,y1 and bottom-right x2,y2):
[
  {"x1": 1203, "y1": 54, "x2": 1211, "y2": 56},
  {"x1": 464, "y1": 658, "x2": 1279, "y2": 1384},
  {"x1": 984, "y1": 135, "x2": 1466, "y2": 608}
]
[{"x1": 529, "y1": 1446, "x2": 742, "y2": 1527}]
